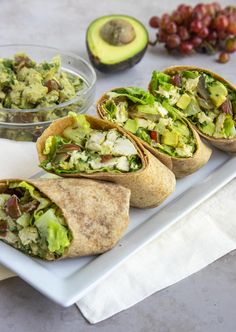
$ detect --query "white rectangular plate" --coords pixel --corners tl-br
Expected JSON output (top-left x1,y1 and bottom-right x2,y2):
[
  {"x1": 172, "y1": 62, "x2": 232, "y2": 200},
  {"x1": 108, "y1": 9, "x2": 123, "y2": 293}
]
[{"x1": 0, "y1": 147, "x2": 236, "y2": 306}]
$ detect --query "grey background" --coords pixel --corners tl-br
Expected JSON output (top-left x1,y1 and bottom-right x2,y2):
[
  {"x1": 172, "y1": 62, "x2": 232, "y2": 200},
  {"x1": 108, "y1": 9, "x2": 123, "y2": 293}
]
[{"x1": 0, "y1": 0, "x2": 236, "y2": 330}]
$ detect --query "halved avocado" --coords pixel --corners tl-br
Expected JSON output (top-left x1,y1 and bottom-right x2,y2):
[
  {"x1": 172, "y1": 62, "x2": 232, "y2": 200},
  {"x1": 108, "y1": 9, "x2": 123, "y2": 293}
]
[{"x1": 86, "y1": 15, "x2": 149, "y2": 73}]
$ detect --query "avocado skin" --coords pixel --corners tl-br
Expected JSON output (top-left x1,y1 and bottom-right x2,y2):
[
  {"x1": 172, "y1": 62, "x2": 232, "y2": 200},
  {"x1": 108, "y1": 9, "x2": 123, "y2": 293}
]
[{"x1": 86, "y1": 41, "x2": 148, "y2": 73}]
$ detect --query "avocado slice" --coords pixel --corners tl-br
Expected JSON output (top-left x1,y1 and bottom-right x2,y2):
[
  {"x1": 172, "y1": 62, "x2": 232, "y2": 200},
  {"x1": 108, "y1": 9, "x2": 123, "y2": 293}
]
[
  {"x1": 124, "y1": 119, "x2": 138, "y2": 133},
  {"x1": 208, "y1": 81, "x2": 228, "y2": 107},
  {"x1": 86, "y1": 15, "x2": 148, "y2": 73},
  {"x1": 176, "y1": 93, "x2": 191, "y2": 110},
  {"x1": 161, "y1": 130, "x2": 179, "y2": 147}
]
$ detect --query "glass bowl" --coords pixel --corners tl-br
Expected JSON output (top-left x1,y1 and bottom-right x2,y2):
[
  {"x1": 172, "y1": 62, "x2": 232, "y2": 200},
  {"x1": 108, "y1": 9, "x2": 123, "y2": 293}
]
[{"x1": 0, "y1": 44, "x2": 96, "y2": 141}]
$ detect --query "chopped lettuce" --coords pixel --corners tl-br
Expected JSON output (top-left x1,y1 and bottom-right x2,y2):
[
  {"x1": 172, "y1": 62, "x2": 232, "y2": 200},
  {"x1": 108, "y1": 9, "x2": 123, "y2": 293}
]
[
  {"x1": 224, "y1": 115, "x2": 236, "y2": 137},
  {"x1": 35, "y1": 208, "x2": 70, "y2": 254}
]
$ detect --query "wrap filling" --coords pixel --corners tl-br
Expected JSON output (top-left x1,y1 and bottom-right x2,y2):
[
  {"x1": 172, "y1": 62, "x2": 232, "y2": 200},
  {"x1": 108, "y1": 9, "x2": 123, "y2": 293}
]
[
  {"x1": 149, "y1": 70, "x2": 236, "y2": 139},
  {"x1": 0, "y1": 180, "x2": 71, "y2": 260},
  {"x1": 40, "y1": 114, "x2": 142, "y2": 174},
  {"x1": 100, "y1": 87, "x2": 196, "y2": 158}
]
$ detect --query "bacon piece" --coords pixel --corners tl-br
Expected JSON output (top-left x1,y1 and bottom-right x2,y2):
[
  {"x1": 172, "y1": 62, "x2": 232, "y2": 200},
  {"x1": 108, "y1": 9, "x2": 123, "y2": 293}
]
[
  {"x1": 5, "y1": 195, "x2": 22, "y2": 219},
  {"x1": 221, "y1": 98, "x2": 233, "y2": 116},
  {"x1": 171, "y1": 74, "x2": 182, "y2": 87},
  {"x1": 101, "y1": 155, "x2": 113, "y2": 162}
]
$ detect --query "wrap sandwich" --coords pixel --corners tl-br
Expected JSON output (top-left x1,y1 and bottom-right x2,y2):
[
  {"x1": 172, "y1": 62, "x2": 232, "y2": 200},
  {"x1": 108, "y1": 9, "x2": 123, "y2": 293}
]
[
  {"x1": 96, "y1": 87, "x2": 212, "y2": 177},
  {"x1": 0, "y1": 178, "x2": 130, "y2": 260},
  {"x1": 150, "y1": 67, "x2": 236, "y2": 153},
  {"x1": 36, "y1": 113, "x2": 176, "y2": 208}
]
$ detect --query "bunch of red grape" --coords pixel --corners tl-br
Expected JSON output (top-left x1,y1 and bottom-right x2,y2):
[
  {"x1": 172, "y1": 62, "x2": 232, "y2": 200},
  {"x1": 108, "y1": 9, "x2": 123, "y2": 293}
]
[{"x1": 149, "y1": 2, "x2": 236, "y2": 63}]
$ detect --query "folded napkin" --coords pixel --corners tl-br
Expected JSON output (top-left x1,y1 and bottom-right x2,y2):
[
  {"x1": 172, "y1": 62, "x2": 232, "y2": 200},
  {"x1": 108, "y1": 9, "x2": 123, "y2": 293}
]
[
  {"x1": 0, "y1": 138, "x2": 39, "y2": 178},
  {"x1": 0, "y1": 138, "x2": 235, "y2": 324}
]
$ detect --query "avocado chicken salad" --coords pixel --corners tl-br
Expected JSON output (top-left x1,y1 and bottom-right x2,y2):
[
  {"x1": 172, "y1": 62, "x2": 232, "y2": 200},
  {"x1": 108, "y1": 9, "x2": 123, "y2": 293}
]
[
  {"x1": 40, "y1": 113, "x2": 142, "y2": 174},
  {"x1": 98, "y1": 87, "x2": 196, "y2": 158},
  {"x1": 150, "y1": 70, "x2": 236, "y2": 140},
  {"x1": 0, "y1": 53, "x2": 86, "y2": 141},
  {"x1": 0, "y1": 53, "x2": 84, "y2": 111},
  {"x1": 0, "y1": 180, "x2": 71, "y2": 260}
]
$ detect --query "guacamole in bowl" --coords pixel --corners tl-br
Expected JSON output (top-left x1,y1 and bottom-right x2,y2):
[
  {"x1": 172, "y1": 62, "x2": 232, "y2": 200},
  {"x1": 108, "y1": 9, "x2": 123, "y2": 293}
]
[{"x1": 0, "y1": 45, "x2": 96, "y2": 141}]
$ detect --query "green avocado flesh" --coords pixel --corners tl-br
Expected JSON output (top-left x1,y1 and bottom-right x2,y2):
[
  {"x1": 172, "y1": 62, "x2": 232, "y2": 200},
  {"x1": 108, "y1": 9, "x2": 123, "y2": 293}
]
[
  {"x1": 101, "y1": 87, "x2": 196, "y2": 158},
  {"x1": 0, "y1": 181, "x2": 71, "y2": 260},
  {"x1": 40, "y1": 113, "x2": 142, "y2": 174},
  {"x1": 86, "y1": 15, "x2": 148, "y2": 72},
  {"x1": 149, "y1": 70, "x2": 236, "y2": 139}
]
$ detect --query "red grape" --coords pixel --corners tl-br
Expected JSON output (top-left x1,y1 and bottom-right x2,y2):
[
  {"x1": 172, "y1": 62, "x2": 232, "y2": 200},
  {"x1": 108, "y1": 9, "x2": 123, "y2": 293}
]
[
  {"x1": 192, "y1": 36, "x2": 203, "y2": 47},
  {"x1": 193, "y1": 3, "x2": 208, "y2": 17},
  {"x1": 206, "y1": 3, "x2": 217, "y2": 17},
  {"x1": 226, "y1": 22, "x2": 236, "y2": 35},
  {"x1": 178, "y1": 26, "x2": 190, "y2": 40},
  {"x1": 218, "y1": 52, "x2": 230, "y2": 63},
  {"x1": 199, "y1": 27, "x2": 209, "y2": 38},
  {"x1": 148, "y1": 2, "x2": 236, "y2": 64},
  {"x1": 172, "y1": 11, "x2": 183, "y2": 25},
  {"x1": 160, "y1": 13, "x2": 171, "y2": 29},
  {"x1": 202, "y1": 15, "x2": 212, "y2": 27},
  {"x1": 165, "y1": 22, "x2": 177, "y2": 34},
  {"x1": 180, "y1": 41, "x2": 193, "y2": 54},
  {"x1": 166, "y1": 34, "x2": 181, "y2": 49},
  {"x1": 190, "y1": 20, "x2": 203, "y2": 33},
  {"x1": 149, "y1": 16, "x2": 160, "y2": 28},
  {"x1": 181, "y1": 5, "x2": 193, "y2": 21},
  {"x1": 225, "y1": 37, "x2": 236, "y2": 53},
  {"x1": 214, "y1": 15, "x2": 229, "y2": 31},
  {"x1": 207, "y1": 30, "x2": 217, "y2": 42}
]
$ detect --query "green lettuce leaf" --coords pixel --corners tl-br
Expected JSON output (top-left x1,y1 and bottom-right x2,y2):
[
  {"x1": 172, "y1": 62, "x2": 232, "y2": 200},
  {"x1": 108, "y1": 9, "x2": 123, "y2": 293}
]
[
  {"x1": 136, "y1": 127, "x2": 151, "y2": 144},
  {"x1": 182, "y1": 71, "x2": 199, "y2": 79},
  {"x1": 107, "y1": 87, "x2": 155, "y2": 105},
  {"x1": 103, "y1": 99, "x2": 119, "y2": 119},
  {"x1": 43, "y1": 135, "x2": 68, "y2": 159},
  {"x1": 199, "y1": 122, "x2": 215, "y2": 136},
  {"x1": 149, "y1": 71, "x2": 171, "y2": 93},
  {"x1": 35, "y1": 208, "x2": 70, "y2": 254},
  {"x1": 224, "y1": 114, "x2": 236, "y2": 137}
]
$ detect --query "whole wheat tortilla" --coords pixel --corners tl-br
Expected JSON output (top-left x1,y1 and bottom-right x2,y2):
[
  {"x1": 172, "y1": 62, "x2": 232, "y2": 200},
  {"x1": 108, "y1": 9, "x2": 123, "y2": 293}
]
[
  {"x1": 0, "y1": 178, "x2": 130, "y2": 260},
  {"x1": 36, "y1": 115, "x2": 176, "y2": 208},
  {"x1": 96, "y1": 94, "x2": 212, "y2": 178},
  {"x1": 164, "y1": 66, "x2": 236, "y2": 153}
]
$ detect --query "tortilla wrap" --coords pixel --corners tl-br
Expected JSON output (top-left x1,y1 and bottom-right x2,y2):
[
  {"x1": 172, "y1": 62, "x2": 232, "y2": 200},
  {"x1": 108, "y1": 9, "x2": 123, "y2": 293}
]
[
  {"x1": 96, "y1": 94, "x2": 212, "y2": 178},
  {"x1": 36, "y1": 115, "x2": 176, "y2": 208},
  {"x1": 0, "y1": 178, "x2": 130, "y2": 260},
  {"x1": 164, "y1": 66, "x2": 236, "y2": 153}
]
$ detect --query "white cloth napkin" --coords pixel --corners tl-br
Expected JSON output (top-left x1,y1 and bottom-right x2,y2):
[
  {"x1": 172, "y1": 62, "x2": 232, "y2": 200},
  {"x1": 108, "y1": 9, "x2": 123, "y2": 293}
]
[
  {"x1": 77, "y1": 178, "x2": 236, "y2": 323},
  {"x1": 0, "y1": 138, "x2": 235, "y2": 324}
]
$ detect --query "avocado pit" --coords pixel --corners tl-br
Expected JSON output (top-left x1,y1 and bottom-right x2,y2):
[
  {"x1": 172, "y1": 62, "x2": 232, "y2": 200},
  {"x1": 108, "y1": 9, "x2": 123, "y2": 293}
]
[{"x1": 100, "y1": 19, "x2": 136, "y2": 46}]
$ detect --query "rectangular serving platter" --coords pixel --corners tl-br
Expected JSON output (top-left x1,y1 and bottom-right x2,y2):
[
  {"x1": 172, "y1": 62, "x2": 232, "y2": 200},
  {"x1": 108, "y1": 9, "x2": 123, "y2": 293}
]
[{"x1": 0, "y1": 146, "x2": 236, "y2": 306}]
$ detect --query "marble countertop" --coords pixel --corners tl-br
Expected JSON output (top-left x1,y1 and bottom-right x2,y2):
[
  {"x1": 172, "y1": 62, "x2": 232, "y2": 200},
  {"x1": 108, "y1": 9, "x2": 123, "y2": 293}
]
[{"x1": 1, "y1": 0, "x2": 236, "y2": 330}]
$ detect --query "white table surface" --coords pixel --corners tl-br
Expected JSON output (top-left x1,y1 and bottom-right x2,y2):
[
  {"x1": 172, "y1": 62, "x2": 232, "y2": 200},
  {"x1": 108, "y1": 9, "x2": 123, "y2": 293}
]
[{"x1": 1, "y1": 0, "x2": 236, "y2": 330}]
